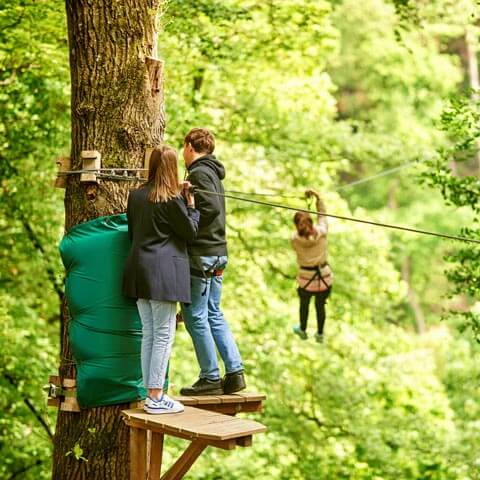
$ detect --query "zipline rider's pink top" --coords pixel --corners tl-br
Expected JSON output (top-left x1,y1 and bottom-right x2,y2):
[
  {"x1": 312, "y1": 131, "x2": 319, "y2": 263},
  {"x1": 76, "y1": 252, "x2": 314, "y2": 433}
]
[{"x1": 290, "y1": 197, "x2": 333, "y2": 292}]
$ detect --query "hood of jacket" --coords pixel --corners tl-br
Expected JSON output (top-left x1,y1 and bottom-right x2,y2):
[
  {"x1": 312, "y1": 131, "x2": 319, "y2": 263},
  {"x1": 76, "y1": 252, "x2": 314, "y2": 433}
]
[{"x1": 188, "y1": 154, "x2": 225, "y2": 180}]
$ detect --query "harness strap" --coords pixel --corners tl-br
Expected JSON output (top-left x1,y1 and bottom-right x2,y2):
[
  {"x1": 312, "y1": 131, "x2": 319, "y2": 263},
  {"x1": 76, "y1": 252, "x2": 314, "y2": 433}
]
[
  {"x1": 299, "y1": 263, "x2": 330, "y2": 290},
  {"x1": 190, "y1": 267, "x2": 224, "y2": 278},
  {"x1": 190, "y1": 256, "x2": 225, "y2": 296}
]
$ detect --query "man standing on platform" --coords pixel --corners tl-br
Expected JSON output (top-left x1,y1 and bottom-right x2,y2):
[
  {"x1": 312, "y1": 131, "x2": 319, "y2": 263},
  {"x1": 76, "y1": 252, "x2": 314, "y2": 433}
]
[{"x1": 180, "y1": 128, "x2": 246, "y2": 396}]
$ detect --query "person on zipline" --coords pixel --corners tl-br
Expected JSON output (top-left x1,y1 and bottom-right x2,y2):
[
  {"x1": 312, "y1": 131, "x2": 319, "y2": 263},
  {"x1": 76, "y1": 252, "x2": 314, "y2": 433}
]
[
  {"x1": 180, "y1": 128, "x2": 246, "y2": 396},
  {"x1": 123, "y1": 145, "x2": 199, "y2": 414},
  {"x1": 291, "y1": 189, "x2": 333, "y2": 343}
]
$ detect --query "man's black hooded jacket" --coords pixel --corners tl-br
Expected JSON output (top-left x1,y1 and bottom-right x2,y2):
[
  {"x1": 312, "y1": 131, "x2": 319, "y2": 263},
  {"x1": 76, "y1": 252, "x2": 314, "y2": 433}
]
[{"x1": 186, "y1": 154, "x2": 227, "y2": 257}]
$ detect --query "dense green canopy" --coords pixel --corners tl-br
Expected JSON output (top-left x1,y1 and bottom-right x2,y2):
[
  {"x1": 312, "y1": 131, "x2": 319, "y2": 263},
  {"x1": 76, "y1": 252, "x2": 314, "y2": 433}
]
[{"x1": 0, "y1": 0, "x2": 479, "y2": 478}]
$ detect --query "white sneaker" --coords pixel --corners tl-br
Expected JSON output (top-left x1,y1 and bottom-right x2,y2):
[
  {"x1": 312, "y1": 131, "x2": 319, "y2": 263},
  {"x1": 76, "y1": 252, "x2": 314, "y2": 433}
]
[{"x1": 144, "y1": 395, "x2": 184, "y2": 414}]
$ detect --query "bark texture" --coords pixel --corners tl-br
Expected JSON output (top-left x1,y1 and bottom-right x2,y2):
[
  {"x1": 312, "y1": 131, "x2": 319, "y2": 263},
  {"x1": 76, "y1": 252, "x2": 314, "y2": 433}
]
[{"x1": 52, "y1": 1, "x2": 164, "y2": 478}]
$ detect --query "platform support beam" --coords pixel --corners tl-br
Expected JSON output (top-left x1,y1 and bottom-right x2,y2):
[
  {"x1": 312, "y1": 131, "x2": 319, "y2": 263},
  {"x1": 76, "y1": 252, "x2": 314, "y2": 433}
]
[{"x1": 161, "y1": 441, "x2": 206, "y2": 480}]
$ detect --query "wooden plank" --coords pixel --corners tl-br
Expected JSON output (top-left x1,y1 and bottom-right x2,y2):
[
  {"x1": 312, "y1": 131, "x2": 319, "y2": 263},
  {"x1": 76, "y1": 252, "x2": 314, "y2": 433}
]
[
  {"x1": 218, "y1": 395, "x2": 246, "y2": 404},
  {"x1": 234, "y1": 392, "x2": 266, "y2": 402},
  {"x1": 47, "y1": 398, "x2": 61, "y2": 408},
  {"x1": 122, "y1": 407, "x2": 265, "y2": 439},
  {"x1": 236, "y1": 435, "x2": 252, "y2": 447},
  {"x1": 178, "y1": 414, "x2": 241, "y2": 429},
  {"x1": 130, "y1": 427, "x2": 147, "y2": 480},
  {"x1": 173, "y1": 396, "x2": 199, "y2": 406},
  {"x1": 122, "y1": 407, "x2": 214, "y2": 425},
  {"x1": 80, "y1": 150, "x2": 101, "y2": 183},
  {"x1": 160, "y1": 441, "x2": 206, "y2": 480},
  {"x1": 122, "y1": 407, "x2": 266, "y2": 441},
  {"x1": 184, "y1": 395, "x2": 221, "y2": 405},
  {"x1": 62, "y1": 378, "x2": 76, "y2": 388},
  {"x1": 175, "y1": 393, "x2": 264, "y2": 405},
  {"x1": 232, "y1": 401, "x2": 263, "y2": 413},
  {"x1": 48, "y1": 375, "x2": 60, "y2": 385},
  {"x1": 143, "y1": 148, "x2": 153, "y2": 179},
  {"x1": 192, "y1": 404, "x2": 240, "y2": 415},
  {"x1": 124, "y1": 419, "x2": 238, "y2": 451},
  {"x1": 180, "y1": 401, "x2": 262, "y2": 415},
  {"x1": 196, "y1": 421, "x2": 266, "y2": 440},
  {"x1": 60, "y1": 397, "x2": 81, "y2": 412},
  {"x1": 149, "y1": 432, "x2": 164, "y2": 480},
  {"x1": 54, "y1": 156, "x2": 71, "y2": 188},
  {"x1": 158, "y1": 413, "x2": 228, "y2": 431}
]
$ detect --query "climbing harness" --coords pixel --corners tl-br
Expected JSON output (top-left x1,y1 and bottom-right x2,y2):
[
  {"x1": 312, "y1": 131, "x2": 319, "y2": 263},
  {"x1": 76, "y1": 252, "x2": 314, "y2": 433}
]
[
  {"x1": 190, "y1": 256, "x2": 225, "y2": 296},
  {"x1": 299, "y1": 264, "x2": 331, "y2": 291}
]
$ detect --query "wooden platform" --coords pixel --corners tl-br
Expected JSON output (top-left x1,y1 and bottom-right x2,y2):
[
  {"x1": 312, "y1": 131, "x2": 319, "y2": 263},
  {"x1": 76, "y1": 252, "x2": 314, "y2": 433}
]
[
  {"x1": 173, "y1": 392, "x2": 265, "y2": 415},
  {"x1": 122, "y1": 393, "x2": 266, "y2": 480}
]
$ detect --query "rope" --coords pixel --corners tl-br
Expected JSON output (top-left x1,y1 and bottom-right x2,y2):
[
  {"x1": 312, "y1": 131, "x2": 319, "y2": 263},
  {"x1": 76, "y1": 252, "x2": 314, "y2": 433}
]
[
  {"x1": 335, "y1": 162, "x2": 417, "y2": 191},
  {"x1": 57, "y1": 168, "x2": 147, "y2": 175},
  {"x1": 223, "y1": 161, "x2": 418, "y2": 198},
  {"x1": 224, "y1": 189, "x2": 302, "y2": 199},
  {"x1": 56, "y1": 164, "x2": 479, "y2": 244},
  {"x1": 195, "y1": 188, "x2": 480, "y2": 245}
]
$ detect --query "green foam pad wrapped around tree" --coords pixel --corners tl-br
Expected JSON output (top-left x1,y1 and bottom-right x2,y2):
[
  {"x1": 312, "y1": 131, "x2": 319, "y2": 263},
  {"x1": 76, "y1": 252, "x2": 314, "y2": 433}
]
[{"x1": 59, "y1": 214, "x2": 152, "y2": 408}]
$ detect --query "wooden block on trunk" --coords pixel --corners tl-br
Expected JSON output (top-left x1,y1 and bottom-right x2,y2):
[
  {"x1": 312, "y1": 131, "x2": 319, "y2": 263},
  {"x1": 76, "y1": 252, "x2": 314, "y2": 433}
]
[
  {"x1": 47, "y1": 398, "x2": 61, "y2": 408},
  {"x1": 54, "y1": 156, "x2": 71, "y2": 188},
  {"x1": 60, "y1": 396, "x2": 81, "y2": 412},
  {"x1": 62, "y1": 378, "x2": 76, "y2": 388},
  {"x1": 48, "y1": 375, "x2": 61, "y2": 386},
  {"x1": 143, "y1": 147, "x2": 153, "y2": 179},
  {"x1": 80, "y1": 150, "x2": 101, "y2": 183}
]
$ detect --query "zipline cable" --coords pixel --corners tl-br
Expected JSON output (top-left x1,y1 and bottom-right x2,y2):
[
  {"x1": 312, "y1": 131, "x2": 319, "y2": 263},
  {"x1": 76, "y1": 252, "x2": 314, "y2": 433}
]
[
  {"x1": 223, "y1": 160, "x2": 419, "y2": 198},
  {"x1": 223, "y1": 189, "x2": 302, "y2": 199},
  {"x1": 57, "y1": 167, "x2": 479, "y2": 244},
  {"x1": 195, "y1": 188, "x2": 480, "y2": 245},
  {"x1": 335, "y1": 161, "x2": 418, "y2": 191}
]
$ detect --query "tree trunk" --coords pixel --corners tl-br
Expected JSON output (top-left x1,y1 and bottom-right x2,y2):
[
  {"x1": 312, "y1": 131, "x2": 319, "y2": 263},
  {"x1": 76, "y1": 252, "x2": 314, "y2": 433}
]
[
  {"x1": 465, "y1": 26, "x2": 480, "y2": 174},
  {"x1": 401, "y1": 255, "x2": 426, "y2": 335},
  {"x1": 52, "y1": 1, "x2": 165, "y2": 478}
]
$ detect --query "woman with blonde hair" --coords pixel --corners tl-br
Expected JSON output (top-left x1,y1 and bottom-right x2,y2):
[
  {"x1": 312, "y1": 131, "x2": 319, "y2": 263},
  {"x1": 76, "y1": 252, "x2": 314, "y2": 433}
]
[
  {"x1": 123, "y1": 145, "x2": 199, "y2": 414},
  {"x1": 291, "y1": 189, "x2": 333, "y2": 343}
]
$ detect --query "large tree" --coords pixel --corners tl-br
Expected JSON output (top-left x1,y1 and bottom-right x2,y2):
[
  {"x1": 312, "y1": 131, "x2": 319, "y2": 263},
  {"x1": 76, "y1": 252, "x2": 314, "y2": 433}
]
[{"x1": 52, "y1": 1, "x2": 165, "y2": 478}]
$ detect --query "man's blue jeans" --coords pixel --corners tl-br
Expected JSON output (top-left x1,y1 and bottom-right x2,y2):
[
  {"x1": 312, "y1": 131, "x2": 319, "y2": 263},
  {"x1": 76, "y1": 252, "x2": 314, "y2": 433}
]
[{"x1": 182, "y1": 255, "x2": 243, "y2": 380}]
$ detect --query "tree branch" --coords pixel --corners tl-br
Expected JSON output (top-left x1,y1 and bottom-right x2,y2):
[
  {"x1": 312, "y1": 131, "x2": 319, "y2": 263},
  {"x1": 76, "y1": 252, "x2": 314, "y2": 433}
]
[
  {"x1": 1, "y1": 157, "x2": 64, "y2": 301},
  {"x1": 8, "y1": 460, "x2": 43, "y2": 480},
  {"x1": 0, "y1": 8, "x2": 26, "y2": 37},
  {"x1": 296, "y1": 408, "x2": 354, "y2": 437},
  {"x1": 227, "y1": 221, "x2": 295, "y2": 279},
  {"x1": 3, "y1": 373, "x2": 54, "y2": 441}
]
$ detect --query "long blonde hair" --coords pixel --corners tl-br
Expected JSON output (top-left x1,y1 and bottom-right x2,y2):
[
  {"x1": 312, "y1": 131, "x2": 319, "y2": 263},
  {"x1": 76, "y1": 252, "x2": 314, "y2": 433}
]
[{"x1": 146, "y1": 145, "x2": 180, "y2": 203}]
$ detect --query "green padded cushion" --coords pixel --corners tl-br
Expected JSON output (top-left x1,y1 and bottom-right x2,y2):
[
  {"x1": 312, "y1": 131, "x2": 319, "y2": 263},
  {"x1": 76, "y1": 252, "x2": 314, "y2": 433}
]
[{"x1": 59, "y1": 214, "x2": 149, "y2": 407}]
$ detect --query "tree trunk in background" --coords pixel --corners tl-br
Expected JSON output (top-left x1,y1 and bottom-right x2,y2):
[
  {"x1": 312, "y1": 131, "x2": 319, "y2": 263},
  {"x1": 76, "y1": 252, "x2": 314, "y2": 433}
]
[
  {"x1": 401, "y1": 256, "x2": 426, "y2": 335},
  {"x1": 52, "y1": 1, "x2": 164, "y2": 478},
  {"x1": 465, "y1": 26, "x2": 480, "y2": 173},
  {"x1": 387, "y1": 179, "x2": 398, "y2": 210}
]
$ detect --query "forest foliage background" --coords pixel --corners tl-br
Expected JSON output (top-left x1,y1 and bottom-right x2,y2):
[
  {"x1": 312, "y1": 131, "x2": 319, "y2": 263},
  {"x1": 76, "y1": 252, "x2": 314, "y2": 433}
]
[{"x1": 1, "y1": 0, "x2": 480, "y2": 478}]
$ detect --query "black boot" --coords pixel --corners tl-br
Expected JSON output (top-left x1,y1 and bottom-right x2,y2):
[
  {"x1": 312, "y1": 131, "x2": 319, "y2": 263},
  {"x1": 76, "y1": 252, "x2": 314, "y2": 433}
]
[
  {"x1": 180, "y1": 378, "x2": 223, "y2": 396},
  {"x1": 223, "y1": 371, "x2": 246, "y2": 394}
]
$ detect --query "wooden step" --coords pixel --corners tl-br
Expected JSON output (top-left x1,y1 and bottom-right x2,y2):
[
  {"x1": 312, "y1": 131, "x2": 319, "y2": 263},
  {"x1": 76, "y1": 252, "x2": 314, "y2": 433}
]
[
  {"x1": 122, "y1": 406, "x2": 266, "y2": 442},
  {"x1": 173, "y1": 392, "x2": 266, "y2": 414}
]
